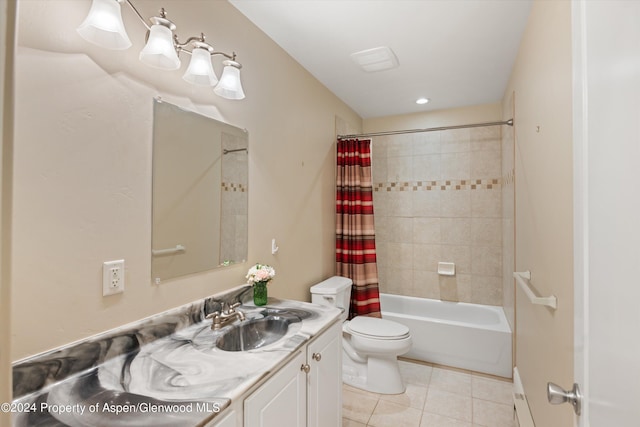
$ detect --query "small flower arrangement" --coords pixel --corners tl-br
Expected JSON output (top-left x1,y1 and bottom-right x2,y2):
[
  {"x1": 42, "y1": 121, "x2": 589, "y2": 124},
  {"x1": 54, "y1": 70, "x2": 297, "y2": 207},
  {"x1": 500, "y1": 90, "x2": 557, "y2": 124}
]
[{"x1": 246, "y1": 263, "x2": 276, "y2": 285}]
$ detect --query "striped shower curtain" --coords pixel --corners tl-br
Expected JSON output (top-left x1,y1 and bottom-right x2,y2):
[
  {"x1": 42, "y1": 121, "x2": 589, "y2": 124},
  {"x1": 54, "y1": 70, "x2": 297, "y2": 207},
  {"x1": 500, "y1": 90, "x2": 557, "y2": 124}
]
[{"x1": 336, "y1": 138, "x2": 381, "y2": 318}]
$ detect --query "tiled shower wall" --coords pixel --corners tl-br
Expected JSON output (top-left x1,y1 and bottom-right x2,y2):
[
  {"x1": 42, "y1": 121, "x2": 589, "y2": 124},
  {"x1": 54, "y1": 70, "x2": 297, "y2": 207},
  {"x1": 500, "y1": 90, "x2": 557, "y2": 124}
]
[{"x1": 372, "y1": 126, "x2": 504, "y2": 306}]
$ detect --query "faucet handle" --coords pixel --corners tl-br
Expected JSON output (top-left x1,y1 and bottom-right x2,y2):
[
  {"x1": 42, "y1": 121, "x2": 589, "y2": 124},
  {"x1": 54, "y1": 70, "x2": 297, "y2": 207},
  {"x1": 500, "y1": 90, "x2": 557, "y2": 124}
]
[
  {"x1": 229, "y1": 302, "x2": 242, "y2": 311},
  {"x1": 205, "y1": 311, "x2": 221, "y2": 321},
  {"x1": 206, "y1": 311, "x2": 222, "y2": 330}
]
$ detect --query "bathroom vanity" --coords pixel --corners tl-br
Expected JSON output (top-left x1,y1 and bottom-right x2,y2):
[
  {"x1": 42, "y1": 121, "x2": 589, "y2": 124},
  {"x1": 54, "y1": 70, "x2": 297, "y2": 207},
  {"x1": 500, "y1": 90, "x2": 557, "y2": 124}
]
[{"x1": 11, "y1": 286, "x2": 342, "y2": 427}]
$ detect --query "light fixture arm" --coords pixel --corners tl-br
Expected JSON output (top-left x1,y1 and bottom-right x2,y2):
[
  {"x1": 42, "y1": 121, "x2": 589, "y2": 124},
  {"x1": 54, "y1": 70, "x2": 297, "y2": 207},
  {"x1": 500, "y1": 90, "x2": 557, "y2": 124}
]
[
  {"x1": 121, "y1": 2, "x2": 240, "y2": 63},
  {"x1": 121, "y1": 0, "x2": 150, "y2": 30}
]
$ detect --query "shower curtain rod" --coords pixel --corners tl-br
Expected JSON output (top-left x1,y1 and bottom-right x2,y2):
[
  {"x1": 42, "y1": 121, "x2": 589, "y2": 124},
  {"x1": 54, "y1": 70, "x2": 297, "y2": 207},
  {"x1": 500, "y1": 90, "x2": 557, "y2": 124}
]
[{"x1": 337, "y1": 119, "x2": 513, "y2": 140}]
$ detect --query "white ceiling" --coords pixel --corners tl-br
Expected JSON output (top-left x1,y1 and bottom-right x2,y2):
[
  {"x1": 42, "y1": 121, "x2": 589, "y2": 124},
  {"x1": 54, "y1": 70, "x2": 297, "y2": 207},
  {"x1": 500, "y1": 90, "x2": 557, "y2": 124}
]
[{"x1": 229, "y1": 0, "x2": 532, "y2": 119}]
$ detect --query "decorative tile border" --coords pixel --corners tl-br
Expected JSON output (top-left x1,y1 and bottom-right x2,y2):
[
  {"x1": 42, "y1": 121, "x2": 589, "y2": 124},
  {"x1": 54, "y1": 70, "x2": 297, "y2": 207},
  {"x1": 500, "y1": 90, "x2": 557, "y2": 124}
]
[
  {"x1": 222, "y1": 182, "x2": 247, "y2": 192},
  {"x1": 374, "y1": 178, "x2": 501, "y2": 192}
]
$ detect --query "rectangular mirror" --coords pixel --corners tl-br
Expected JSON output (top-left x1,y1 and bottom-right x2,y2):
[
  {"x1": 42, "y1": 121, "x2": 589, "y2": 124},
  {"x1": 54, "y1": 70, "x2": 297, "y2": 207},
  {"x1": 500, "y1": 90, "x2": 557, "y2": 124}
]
[{"x1": 152, "y1": 99, "x2": 248, "y2": 283}]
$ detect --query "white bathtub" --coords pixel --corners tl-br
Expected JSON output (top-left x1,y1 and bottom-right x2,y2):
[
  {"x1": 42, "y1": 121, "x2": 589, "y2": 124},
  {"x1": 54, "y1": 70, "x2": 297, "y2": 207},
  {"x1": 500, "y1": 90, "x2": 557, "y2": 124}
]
[{"x1": 380, "y1": 293, "x2": 512, "y2": 378}]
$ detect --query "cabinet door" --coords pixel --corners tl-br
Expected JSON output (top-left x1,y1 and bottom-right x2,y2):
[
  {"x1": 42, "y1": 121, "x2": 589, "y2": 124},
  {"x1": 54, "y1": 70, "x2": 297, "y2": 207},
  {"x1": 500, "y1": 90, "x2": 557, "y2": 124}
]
[
  {"x1": 307, "y1": 321, "x2": 342, "y2": 427},
  {"x1": 244, "y1": 351, "x2": 306, "y2": 427},
  {"x1": 206, "y1": 408, "x2": 236, "y2": 427}
]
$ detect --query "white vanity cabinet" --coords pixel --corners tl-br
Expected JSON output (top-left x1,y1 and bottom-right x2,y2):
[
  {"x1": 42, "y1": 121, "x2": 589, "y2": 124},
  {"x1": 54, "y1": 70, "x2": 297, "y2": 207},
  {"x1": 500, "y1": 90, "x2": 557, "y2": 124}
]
[
  {"x1": 242, "y1": 320, "x2": 342, "y2": 427},
  {"x1": 306, "y1": 320, "x2": 342, "y2": 427}
]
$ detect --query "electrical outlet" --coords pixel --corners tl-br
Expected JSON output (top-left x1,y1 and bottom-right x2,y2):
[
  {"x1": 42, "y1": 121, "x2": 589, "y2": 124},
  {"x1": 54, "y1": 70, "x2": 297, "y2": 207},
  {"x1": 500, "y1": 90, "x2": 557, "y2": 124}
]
[{"x1": 103, "y1": 259, "x2": 125, "y2": 296}]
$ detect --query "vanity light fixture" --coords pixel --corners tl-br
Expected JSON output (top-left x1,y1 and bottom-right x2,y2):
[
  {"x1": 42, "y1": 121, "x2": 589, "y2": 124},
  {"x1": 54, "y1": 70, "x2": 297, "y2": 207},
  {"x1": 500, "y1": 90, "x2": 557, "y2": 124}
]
[{"x1": 77, "y1": 0, "x2": 245, "y2": 99}]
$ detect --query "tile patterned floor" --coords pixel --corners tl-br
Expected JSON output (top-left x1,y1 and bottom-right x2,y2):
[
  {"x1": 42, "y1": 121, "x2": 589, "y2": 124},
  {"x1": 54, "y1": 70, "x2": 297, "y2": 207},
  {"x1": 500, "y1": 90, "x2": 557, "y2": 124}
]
[{"x1": 342, "y1": 360, "x2": 516, "y2": 427}]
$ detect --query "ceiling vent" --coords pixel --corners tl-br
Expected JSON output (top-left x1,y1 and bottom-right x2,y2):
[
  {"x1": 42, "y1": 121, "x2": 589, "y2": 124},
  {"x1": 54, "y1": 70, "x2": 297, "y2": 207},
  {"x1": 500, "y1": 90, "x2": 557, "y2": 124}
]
[{"x1": 350, "y1": 46, "x2": 399, "y2": 73}]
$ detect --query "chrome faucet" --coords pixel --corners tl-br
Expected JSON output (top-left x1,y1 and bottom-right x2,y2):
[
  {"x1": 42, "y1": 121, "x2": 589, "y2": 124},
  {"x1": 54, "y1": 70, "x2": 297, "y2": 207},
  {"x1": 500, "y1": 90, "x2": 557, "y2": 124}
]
[{"x1": 206, "y1": 302, "x2": 245, "y2": 330}]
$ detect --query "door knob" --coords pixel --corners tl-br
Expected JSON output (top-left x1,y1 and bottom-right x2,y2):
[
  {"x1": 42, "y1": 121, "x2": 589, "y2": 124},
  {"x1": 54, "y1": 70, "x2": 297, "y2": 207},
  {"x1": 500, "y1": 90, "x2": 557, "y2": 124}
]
[
  {"x1": 312, "y1": 353, "x2": 322, "y2": 362},
  {"x1": 301, "y1": 364, "x2": 310, "y2": 373},
  {"x1": 547, "y1": 382, "x2": 582, "y2": 416}
]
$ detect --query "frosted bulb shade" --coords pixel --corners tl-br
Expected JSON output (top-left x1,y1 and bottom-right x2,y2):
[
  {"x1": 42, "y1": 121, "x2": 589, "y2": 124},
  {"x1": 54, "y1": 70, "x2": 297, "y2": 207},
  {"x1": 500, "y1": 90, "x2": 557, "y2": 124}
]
[
  {"x1": 77, "y1": 0, "x2": 132, "y2": 50},
  {"x1": 214, "y1": 61, "x2": 245, "y2": 100},
  {"x1": 183, "y1": 48, "x2": 218, "y2": 86},
  {"x1": 139, "y1": 25, "x2": 180, "y2": 70}
]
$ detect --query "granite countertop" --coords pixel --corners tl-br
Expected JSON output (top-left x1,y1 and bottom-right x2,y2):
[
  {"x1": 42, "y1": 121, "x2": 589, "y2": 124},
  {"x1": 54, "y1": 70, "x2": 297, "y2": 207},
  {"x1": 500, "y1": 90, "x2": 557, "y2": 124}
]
[{"x1": 11, "y1": 286, "x2": 341, "y2": 426}]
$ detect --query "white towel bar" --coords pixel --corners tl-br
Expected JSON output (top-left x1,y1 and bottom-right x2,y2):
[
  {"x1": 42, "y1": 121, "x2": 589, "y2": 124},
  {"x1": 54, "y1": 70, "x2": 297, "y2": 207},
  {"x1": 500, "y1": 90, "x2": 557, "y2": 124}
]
[
  {"x1": 513, "y1": 271, "x2": 557, "y2": 309},
  {"x1": 152, "y1": 244, "x2": 186, "y2": 256}
]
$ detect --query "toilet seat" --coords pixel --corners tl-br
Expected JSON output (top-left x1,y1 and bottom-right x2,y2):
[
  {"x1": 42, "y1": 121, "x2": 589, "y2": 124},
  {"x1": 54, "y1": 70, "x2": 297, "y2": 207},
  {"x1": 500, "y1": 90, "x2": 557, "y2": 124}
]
[{"x1": 345, "y1": 316, "x2": 410, "y2": 340}]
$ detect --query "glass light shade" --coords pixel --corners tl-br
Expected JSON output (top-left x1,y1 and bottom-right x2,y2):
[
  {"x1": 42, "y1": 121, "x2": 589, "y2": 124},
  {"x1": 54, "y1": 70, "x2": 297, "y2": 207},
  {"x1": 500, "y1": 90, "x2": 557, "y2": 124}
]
[
  {"x1": 77, "y1": 0, "x2": 132, "y2": 50},
  {"x1": 214, "y1": 60, "x2": 245, "y2": 100},
  {"x1": 139, "y1": 24, "x2": 180, "y2": 70},
  {"x1": 183, "y1": 48, "x2": 218, "y2": 86}
]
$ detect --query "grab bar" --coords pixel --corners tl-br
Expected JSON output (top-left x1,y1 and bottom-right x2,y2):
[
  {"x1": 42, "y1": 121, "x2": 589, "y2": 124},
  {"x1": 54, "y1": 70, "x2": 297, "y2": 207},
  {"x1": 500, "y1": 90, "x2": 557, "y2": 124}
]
[
  {"x1": 152, "y1": 244, "x2": 186, "y2": 256},
  {"x1": 513, "y1": 271, "x2": 557, "y2": 309}
]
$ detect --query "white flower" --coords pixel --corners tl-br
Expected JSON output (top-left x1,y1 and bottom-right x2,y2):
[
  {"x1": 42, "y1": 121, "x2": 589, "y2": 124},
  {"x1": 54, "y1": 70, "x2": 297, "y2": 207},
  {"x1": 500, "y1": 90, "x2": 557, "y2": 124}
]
[{"x1": 246, "y1": 263, "x2": 276, "y2": 285}]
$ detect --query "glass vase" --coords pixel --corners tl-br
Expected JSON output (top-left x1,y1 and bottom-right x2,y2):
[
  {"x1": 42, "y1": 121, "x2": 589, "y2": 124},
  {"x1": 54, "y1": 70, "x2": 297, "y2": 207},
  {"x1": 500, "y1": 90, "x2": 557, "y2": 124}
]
[{"x1": 253, "y1": 281, "x2": 268, "y2": 306}]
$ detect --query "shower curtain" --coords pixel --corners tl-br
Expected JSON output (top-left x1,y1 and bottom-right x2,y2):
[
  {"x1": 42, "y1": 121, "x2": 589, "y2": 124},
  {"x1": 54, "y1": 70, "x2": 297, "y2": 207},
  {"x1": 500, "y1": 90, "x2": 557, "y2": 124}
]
[{"x1": 335, "y1": 138, "x2": 381, "y2": 318}]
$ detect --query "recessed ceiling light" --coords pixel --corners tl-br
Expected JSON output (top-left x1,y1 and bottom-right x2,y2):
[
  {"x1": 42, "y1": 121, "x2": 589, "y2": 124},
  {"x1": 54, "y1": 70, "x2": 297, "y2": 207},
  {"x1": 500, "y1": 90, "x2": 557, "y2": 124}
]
[
  {"x1": 350, "y1": 47, "x2": 399, "y2": 73},
  {"x1": 416, "y1": 98, "x2": 430, "y2": 105}
]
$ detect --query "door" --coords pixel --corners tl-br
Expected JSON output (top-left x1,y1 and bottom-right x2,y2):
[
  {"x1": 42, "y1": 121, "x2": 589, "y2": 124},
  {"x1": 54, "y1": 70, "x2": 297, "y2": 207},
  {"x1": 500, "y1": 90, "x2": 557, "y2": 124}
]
[
  {"x1": 244, "y1": 351, "x2": 306, "y2": 427},
  {"x1": 572, "y1": 1, "x2": 640, "y2": 426},
  {"x1": 307, "y1": 321, "x2": 342, "y2": 427}
]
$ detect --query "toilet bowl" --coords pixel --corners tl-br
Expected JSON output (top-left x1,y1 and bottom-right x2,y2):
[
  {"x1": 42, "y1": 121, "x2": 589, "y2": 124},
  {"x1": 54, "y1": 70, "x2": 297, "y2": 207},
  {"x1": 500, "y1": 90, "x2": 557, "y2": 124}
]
[{"x1": 310, "y1": 276, "x2": 412, "y2": 394}]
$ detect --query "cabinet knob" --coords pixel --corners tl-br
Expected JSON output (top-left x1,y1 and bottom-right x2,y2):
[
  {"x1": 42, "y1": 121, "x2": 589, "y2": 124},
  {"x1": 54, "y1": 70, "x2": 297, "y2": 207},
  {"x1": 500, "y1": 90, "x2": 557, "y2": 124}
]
[
  {"x1": 312, "y1": 353, "x2": 322, "y2": 362},
  {"x1": 301, "y1": 364, "x2": 310, "y2": 373}
]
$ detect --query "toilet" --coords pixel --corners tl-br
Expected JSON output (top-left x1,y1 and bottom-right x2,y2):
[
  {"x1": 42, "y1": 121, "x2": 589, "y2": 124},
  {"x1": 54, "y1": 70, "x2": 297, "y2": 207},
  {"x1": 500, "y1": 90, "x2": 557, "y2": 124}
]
[{"x1": 310, "y1": 276, "x2": 412, "y2": 394}]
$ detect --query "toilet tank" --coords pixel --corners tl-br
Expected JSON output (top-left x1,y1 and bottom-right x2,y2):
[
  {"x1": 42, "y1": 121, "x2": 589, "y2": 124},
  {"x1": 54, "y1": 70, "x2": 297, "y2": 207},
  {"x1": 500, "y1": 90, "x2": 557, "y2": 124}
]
[{"x1": 310, "y1": 276, "x2": 352, "y2": 322}]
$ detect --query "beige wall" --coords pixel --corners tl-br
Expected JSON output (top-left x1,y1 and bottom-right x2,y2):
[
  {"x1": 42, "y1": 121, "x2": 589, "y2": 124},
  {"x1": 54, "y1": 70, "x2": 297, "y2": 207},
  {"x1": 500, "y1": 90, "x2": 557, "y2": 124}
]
[
  {"x1": 364, "y1": 104, "x2": 506, "y2": 306},
  {"x1": 503, "y1": 1, "x2": 574, "y2": 426},
  {"x1": 1, "y1": 0, "x2": 16, "y2": 419},
  {"x1": 11, "y1": 0, "x2": 361, "y2": 361}
]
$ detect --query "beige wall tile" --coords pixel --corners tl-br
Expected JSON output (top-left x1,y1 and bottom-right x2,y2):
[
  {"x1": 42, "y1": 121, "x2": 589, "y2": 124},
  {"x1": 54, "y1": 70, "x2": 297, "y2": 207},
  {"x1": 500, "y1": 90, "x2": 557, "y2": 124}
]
[
  {"x1": 440, "y1": 245, "x2": 471, "y2": 274},
  {"x1": 441, "y1": 190, "x2": 471, "y2": 217},
  {"x1": 388, "y1": 155, "x2": 414, "y2": 182},
  {"x1": 388, "y1": 243, "x2": 414, "y2": 269},
  {"x1": 384, "y1": 267, "x2": 414, "y2": 294},
  {"x1": 413, "y1": 244, "x2": 441, "y2": 272},
  {"x1": 471, "y1": 246, "x2": 502, "y2": 276},
  {"x1": 439, "y1": 276, "x2": 458, "y2": 302},
  {"x1": 414, "y1": 154, "x2": 442, "y2": 181},
  {"x1": 471, "y1": 189, "x2": 502, "y2": 218},
  {"x1": 471, "y1": 275, "x2": 503, "y2": 306},
  {"x1": 409, "y1": 271, "x2": 440, "y2": 299},
  {"x1": 441, "y1": 218, "x2": 471, "y2": 245},
  {"x1": 454, "y1": 274, "x2": 472, "y2": 303},
  {"x1": 471, "y1": 149, "x2": 501, "y2": 180},
  {"x1": 387, "y1": 216, "x2": 414, "y2": 243},
  {"x1": 440, "y1": 129, "x2": 471, "y2": 153},
  {"x1": 413, "y1": 190, "x2": 442, "y2": 218},
  {"x1": 470, "y1": 126, "x2": 501, "y2": 152},
  {"x1": 387, "y1": 133, "x2": 413, "y2": 157},
  {"x1": 441, "y1": 152, "x2": 471, "y2": 180},
  {"x1": 472, "y1": 218, "x2": 502, "y2": 247},
  {"x1": 413, "y1": 217, "x2": 441, "y2": 244},
  {"x1": 388, "y1": 191, "x2": 413, "y2": 216},
  {"x1": 413, "y1": 131, "x2": 441, "y2": 155}
]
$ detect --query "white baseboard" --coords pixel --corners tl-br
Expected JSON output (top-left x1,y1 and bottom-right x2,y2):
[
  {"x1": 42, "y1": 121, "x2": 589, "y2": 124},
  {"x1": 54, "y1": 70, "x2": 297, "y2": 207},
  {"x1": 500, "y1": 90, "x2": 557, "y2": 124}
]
[{"x1": 513, "y1": 367, "x2": 535, "y2": 427}]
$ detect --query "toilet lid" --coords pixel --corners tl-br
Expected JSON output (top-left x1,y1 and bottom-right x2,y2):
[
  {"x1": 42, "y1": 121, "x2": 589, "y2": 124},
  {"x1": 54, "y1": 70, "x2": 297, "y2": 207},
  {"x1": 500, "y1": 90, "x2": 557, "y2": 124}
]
[{"x1": 346, "y1": 316, "x2": 410, "y2": 340}]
